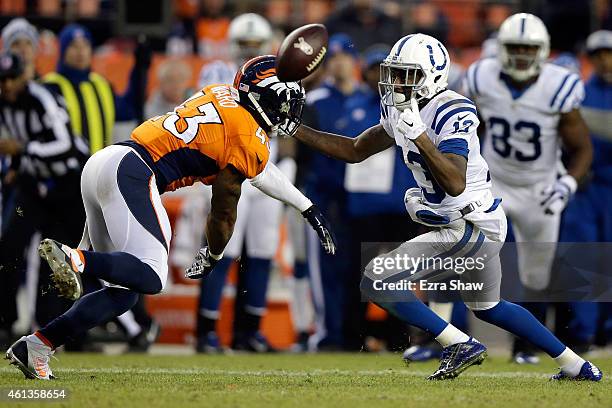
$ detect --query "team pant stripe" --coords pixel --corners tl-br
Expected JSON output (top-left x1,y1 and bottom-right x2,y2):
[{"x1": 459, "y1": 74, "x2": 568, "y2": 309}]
[{"x1": 116, "y1": 152, "x2": 169, "y2": 252}]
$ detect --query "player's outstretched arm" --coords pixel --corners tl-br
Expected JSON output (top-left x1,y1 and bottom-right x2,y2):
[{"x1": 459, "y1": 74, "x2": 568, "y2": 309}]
[
  {"x1": 206, "y1": 165, "x2": 244, "y2": 255},
  {"x1": 250, "y1": 161, "x2": 337, "y2": 254},
  {"x1": 185, "y1": 165, "x2": 244, "y2": 280},
  {"x1": 559, "y1": 108, "x2": 593, "y2": 182},
  {"x1": 294, "y1": 124, "x2": 394, "y2": 163}
]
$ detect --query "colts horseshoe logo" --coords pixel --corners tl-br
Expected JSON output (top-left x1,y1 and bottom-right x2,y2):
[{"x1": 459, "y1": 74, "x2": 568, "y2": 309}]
[{"x1": 426, "y1": 43, "x2": 447, "y2": 71}]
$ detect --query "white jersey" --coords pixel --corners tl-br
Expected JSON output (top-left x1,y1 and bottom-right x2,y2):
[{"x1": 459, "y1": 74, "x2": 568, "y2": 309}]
[
  {"x1": 380, "y1": 89, "x2": 491, "y2": 212},
  {"x1": 464, "y1": 58, "x2": 585, "y2": 186}
]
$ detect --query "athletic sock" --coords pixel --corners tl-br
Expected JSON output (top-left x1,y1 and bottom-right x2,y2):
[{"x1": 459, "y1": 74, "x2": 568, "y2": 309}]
[
  {"x1": 38, "y1": 287, "x2": 139, "y2": 348},
  {"x1": 554, "y1": 347, "x2": 586, "y2": 377},
  {"x1": 473, "y1": 300, "x2": 566, "y2": 357},
  {"x1": 198, "y1": 257, "x2": 232, "y2": 317},
  {"x1": 435, "y1": 324, "x2": 471, "y2": 347}
]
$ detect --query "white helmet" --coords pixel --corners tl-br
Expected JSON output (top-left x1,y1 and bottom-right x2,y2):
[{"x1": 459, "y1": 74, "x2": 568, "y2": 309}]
[
  {"x1": 379, "y1": 33, "x2": 450, "y2": 111},
  {"x1": 497, "y1": 13, "x2": 550, "y2": 82},
  {"x1": 228, "y1": 13, "x2": 273, "y2": 65}
]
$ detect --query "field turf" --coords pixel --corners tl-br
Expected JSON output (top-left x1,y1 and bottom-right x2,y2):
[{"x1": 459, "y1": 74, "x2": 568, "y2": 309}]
[{"x1": 0, "y1": 352, "x2": 610, "y2": 407}]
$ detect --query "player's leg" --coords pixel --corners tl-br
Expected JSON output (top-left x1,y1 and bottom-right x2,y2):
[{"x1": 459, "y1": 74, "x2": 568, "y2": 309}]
[
  {"x1": 195, "y1": 186, "x2": 248, "y2": 352},
  {"x1": 360, "y1": 221, "x2": 484, "y2": 379},
  {"x1": 466, "y1": 248, "x2": 602, "y2": 381},
  {"x1": 233, "y1": 189, "x2": 283, "y2": 351}
]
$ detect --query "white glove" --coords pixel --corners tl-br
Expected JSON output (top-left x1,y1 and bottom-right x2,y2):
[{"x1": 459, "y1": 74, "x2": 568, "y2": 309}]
[
  {"x1": 540, "y1": 174, "x2": 577, "y2": 215},
  {"x1": 396, "y1": 99, "x2": 427, "y2": 141}
]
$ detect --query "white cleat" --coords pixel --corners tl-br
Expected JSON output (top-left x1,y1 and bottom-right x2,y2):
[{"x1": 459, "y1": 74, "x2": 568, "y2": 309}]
[
  {"x1": 5, "y1": 335, "x2": 55, "y2": 380},
  {"x1": 38, "y1": 238, "x2": 84, "y2": 301}
]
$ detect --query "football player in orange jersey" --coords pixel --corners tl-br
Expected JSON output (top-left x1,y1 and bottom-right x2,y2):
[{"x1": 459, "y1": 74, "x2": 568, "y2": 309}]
[{"x1": 6, "y1": 56, "x2": 336, "y2": 380}]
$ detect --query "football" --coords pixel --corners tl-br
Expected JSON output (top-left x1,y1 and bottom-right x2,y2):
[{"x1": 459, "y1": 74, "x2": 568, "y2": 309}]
[{"x1": 275, "y1": 23, "x2": 328, "y2": 82}]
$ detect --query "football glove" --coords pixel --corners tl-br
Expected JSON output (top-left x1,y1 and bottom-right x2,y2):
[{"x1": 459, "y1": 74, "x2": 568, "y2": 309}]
[
  {"x1": 396, "y1": 99, "x2": 427, "y2": 141},
  {"x1": 540, "y1": 174, "x2": 577, "y2": 216},
  {"x1": 185, "y1": 246, "x2": 221, "y2": 280},
  {"x1": 302, "y1": 204, "x2": 337, "y2": 255}
]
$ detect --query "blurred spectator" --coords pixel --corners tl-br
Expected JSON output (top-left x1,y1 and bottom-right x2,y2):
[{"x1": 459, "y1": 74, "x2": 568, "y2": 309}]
[
  {"x1": 410, "y1": 2, "x2": 449, "y2": 44},
  {"x1": 324, "y1": 0, "x2": 402, "y2": 52},
  {"x1": 44, "y1": 24, "x2": 151, "y2": 152},
  {"x1": 167, "y1": 0, "x2": 232, "y2": 58},
  {"x1": 0, "y1": 52, "x2": 88, "y2": 348},
  {"x1": 341, "y1": 44, "x2": 419, "y2": 350},
  {"x1": 560, "y1": 30, "x2": 612, "y2": 349},
  {"x1": 145, "y1": 59, "x2": 192, "y2": 118},
  {"x1": 301, "y1": 33, "x2": 367, "y2": 350},
  {"x1": 1, "y1": 18, "x2": 38, "y2": 80}
]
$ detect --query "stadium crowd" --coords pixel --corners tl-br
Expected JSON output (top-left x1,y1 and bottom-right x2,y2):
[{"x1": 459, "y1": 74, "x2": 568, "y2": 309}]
[{"x1": 0, "y1": 0, "x2": 610, "y2": 363}]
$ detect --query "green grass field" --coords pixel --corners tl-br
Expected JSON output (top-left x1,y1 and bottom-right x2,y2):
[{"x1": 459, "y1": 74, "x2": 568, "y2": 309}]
[{"x1": 0, "y1": 352, "x2": 610, "y2": 407}]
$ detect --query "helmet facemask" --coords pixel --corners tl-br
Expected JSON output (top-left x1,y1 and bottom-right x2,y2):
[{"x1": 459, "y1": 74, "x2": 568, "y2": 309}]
[
  {"x1": 379, "y1": 61, "x2": 426, "y2": 111},
  {"x1": 244, "y1": 83, "x2": 305, "y2": 137},
  {"x1": 500, "y1": 42, "x2": 546, "y2": 82}
]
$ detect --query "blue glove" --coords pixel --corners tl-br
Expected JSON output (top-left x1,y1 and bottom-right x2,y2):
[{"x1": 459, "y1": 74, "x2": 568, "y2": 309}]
[{"x1": 302, "y1": 205, "x2": 337, "y2": 255}]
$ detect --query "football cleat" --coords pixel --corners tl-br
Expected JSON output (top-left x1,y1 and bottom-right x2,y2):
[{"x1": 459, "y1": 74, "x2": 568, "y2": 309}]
[
  {"x1": 128, "y1": 321, "x2": 161, "y2": 353},
  {"x1": 428, "y1": 338, "x2": 487, "y2": 380},
  {"x1": 38, "y1": 238, "x2": 84, "y2": 301},
  {"x1": 403, "y1": 344, "x2": 443, "y2": 363},
  {"x1": 196, "y1": 332, "x2": 223, "y2": 354},
  {"x1": 512, "y1": 351, "x2": 541, "y2": 365},
  {"x1": 5, "y1": 335, "x2": 55, "y2": 380},
  {"x1": 233, "y1": 331, "x2": 276, "y2": 353},
  {"x1": 551, "y1": 361, "x2": 603, "y2": 381}
]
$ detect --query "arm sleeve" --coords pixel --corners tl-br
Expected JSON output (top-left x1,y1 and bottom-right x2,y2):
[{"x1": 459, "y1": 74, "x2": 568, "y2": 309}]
[
  {"x1": 559, "y1": 77, "x2": 585, "y2": 113},
  {"x1": 249, "y1": 161, "x2": 313, "y2": 212},
  {"x1": 434, "y1": 105, "x2": 480, "y2": 160},
  {"x1": 26, "y1": 88, "x2": 73, "y2": 159}
]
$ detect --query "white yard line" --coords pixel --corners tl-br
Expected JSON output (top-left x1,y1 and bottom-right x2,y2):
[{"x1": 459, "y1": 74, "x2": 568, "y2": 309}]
[{"x1": 0, "y1": 366, "x2": 552, "y2": 379}]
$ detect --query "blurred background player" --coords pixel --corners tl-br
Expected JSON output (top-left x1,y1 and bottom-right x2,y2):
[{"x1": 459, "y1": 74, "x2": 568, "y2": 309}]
[
  {"x1": 560, "y1": 29, "x2": 612, "y2": 351},
  {"x1": 463, "y1": 13, "x2": 592, "y2": 363},
  {"x1": 0, "y1": 52, "x2": 89, "y2": 348},
  {"x1": 300, "y1": 32, "x2": 368, "y2": 350}
]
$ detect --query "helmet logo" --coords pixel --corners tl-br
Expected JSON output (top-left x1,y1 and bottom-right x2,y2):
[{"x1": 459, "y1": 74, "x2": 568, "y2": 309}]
[
  {"x1": 427, "y1": 43, "x2": 447, "y2": 71},
  {"x1": 293, "y1": 37, "x2": 314, "y2": 56},
  {"x1": 253, "y1": 68, "x2": 277, "y2": 84}
]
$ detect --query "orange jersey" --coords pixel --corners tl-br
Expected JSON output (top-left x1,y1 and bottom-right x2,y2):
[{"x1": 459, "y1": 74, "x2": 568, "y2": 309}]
[{"x1": 128, "y1": 84, "x2": 270, "y2": 192}]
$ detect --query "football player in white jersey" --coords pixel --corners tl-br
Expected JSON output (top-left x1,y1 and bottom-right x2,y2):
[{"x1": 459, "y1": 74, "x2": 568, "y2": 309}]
[
  {"x1": 463, "y1": 13, "x2": 592, "y2": 364},
  {"x1": 292, "y1": 33, "x2": 601, "y2": 380}
]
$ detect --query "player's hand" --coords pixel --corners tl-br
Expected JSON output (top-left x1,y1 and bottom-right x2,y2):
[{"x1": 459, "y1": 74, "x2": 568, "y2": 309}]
[
  {"x1": 185, "y1": 246, "x2": 220, "y2": 279},
  {"x1": 540, "y1": 174, "x2": 577, "y2": 215},
  {"x1": 302, "y1": 204, "x2": 337, "y2": 255},
  {"x1": 396, "y1": 99, "x2": 427, "y2": 141}
]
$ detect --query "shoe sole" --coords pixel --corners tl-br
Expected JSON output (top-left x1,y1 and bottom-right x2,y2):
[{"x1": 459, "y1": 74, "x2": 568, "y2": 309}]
[
  {"x1": 38, "y1": 239, "x2": 83, "y2": 301},
  {"x1": 5, "y1": 345, "x2": 37, "y2": 380},
  {"x1": 428, "y1": 350, "x2": 487, "y2": 380}
]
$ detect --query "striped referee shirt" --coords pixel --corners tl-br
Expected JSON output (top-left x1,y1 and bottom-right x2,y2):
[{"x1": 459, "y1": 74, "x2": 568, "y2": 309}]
[{"x1": 0, "y1": 81, "x2": 89, "y2": 181}]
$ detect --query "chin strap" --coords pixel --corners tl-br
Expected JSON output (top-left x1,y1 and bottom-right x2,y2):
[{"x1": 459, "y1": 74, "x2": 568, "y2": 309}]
[{"x1": 248, "y1": 92, "x2": 274, "y2": 128}]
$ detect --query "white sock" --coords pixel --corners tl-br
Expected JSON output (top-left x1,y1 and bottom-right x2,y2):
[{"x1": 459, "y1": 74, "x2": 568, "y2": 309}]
[
  {"x1": 435, "y1": 324, "x2": 471, "y2": 347},
  {"x1": 554, "y1": 347, "x2": 585, "y2": 377}
]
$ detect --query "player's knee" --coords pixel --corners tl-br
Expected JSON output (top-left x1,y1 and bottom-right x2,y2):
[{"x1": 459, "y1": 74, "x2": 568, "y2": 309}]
[
  {"x1": 140, "y1": 262, "x2": 165, "y2": 294},
  {"x1": 106, "y1": 287, "x2": 139, "y2": 314},
  {"x1": 465, "y1": 301, "x2": 499, "y2": 314}
]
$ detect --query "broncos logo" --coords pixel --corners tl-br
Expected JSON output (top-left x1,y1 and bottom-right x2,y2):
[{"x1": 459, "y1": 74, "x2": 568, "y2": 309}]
[{"x1": 252, "y1": 68, "x2": 277, "y2": 84}]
